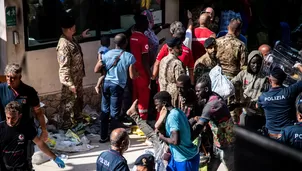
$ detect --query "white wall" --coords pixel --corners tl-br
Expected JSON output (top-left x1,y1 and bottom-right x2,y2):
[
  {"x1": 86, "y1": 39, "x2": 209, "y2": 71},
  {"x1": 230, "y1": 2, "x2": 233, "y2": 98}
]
[
  {"x1": 2, "y1": 0, "x2": 178, "y2": 95},
  {"x1": 0, "y1": 0, "x2": 7, "y2": 73}
]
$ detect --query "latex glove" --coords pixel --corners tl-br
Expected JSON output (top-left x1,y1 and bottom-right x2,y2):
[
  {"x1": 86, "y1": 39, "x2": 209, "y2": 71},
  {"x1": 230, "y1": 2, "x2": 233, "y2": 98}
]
[{"x1": 54, "y1": 157, "x2": 65, "y2": 168}]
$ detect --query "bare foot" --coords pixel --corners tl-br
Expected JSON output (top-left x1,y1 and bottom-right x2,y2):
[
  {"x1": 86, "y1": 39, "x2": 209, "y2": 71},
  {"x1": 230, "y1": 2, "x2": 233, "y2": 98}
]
[{"x1": 127, "y1": 99, "x2": 138, "y2": 116}]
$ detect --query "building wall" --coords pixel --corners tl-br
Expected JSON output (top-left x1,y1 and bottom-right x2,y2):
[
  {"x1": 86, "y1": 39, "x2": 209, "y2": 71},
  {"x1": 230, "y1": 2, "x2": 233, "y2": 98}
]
[{"x1": 1, "y1": 0, "x2": 179, "y2": 119}]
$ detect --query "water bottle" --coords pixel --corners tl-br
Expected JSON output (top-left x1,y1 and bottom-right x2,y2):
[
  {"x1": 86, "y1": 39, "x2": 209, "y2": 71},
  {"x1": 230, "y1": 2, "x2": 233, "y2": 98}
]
[{"x1": 58, "y1": 154, "x2": 69, "y2": 162}]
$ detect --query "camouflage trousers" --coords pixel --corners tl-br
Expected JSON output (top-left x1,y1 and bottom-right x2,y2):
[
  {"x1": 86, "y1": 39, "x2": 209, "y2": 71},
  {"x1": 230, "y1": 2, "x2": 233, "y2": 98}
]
[
  {"x1": 59, "y1": 79, "x2": 84, "y2": 130},
  {"x1": 225, "y1": 74, "x2": 242, "y2": 124}
]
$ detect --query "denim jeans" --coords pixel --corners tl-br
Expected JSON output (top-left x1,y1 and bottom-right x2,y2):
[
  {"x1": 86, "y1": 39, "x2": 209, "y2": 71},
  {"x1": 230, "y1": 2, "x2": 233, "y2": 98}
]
[
  {"x1": 100, "y1": 81, "x2": 124, "y2": 140},
  {"x1": 130, "y1": 113, "x2": 168, "y2": 169}
]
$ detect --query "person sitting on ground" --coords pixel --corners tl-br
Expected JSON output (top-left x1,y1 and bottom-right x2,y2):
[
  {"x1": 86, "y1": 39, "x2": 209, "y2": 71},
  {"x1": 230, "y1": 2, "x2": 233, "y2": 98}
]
[
  {"x1": 0, "y1": 101, "x2": 65, "y2": 171},
  {"x1": 94, "y1": 36, "x2": 111, "y2": 94},
  {"x1": 126, "y1": 99, "x2": 168, "y2": 170},
  {"x1": 231, "y1": 50, "x2": 268, "y2": 131},
  {"x1": 96, "y1": 128, "x2": 130, "y2": 171},
  {"x1": 132, "y1": 153, "x2": 156, "y2": 171}
]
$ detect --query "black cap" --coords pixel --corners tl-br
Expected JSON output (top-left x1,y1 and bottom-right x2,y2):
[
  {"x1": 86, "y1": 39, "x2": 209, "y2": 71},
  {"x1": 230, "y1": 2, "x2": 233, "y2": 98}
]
[
  {"x1": 270, "y1": 67, "x2": 287, "y2": 82},
  {"x1": 166, "y1": 37, "x2": 182, "y2": 48},
  {"x1": 134, "y1": 154, "x2": 155, "y2": 169},
  {"x1": 134, "y1": 14, "x2": 148, "y2": 24},
  {"x1": 204, "y1": 37, "x2": 216, "y2": 49},
  {"x1": 60, "y1": 15, "x2": 76, "y2": 29}
]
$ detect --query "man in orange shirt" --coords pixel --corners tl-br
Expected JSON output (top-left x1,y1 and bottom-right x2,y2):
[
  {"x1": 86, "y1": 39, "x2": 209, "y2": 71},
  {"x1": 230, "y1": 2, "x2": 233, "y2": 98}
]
[{"x1": 192, "y1": 13, "x2": 216, "y2": 61}]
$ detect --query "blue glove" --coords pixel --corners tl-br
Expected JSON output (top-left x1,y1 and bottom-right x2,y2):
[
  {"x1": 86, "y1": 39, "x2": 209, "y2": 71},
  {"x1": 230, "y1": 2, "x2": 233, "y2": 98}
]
[{"x1": 54, "y1": 157, "x2": 65, "y2": 168}]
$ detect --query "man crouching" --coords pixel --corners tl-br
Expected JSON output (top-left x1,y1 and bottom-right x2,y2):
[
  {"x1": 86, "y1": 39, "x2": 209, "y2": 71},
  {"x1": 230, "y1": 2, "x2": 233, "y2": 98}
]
[{"x1": 0, "y1": 101, "x2": 65, "y2": 171}]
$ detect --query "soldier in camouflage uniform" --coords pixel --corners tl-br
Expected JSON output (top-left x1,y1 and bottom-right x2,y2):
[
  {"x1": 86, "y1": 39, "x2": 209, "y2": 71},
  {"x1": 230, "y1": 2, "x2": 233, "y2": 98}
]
[
  {"x1": 216, "y1": 19, "x2": 248, "y2": 124},
  {"x1": 159, "y1": 37, "x2": 186, "y2": 107},
  {"x1": 194, "y1": 37, "x2": 218, "y2": 82},
  {"x1": 56, "y1": 15, "x2": 90, "y2": 129}
]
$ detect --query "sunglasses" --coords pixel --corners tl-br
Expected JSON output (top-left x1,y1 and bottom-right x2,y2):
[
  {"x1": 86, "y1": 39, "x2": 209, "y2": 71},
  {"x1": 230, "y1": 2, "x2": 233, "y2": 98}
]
[{"x1": 200, "y1": 11, "x2": 211, "y2": 16}]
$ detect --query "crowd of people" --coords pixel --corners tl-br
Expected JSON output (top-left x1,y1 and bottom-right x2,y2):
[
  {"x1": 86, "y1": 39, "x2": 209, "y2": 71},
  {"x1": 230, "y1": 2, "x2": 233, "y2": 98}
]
[
  {"x1": 93, "y1": 6, "x2": 302, "y2": 171},
  {"x1": 1, "y1": 3, "x2": 302, "y2": 171}
]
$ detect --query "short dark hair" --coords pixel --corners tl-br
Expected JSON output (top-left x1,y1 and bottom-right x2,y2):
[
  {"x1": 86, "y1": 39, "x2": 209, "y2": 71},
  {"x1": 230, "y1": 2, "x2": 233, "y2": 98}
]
[
  {"x1": 229, "y1": 18, "x2": 243, "y2": 32},
  {"x1": 196, "y1": 72, "x2": 212, "y2": 89},
  {"x1": 101, "y1": 36, "x2": 110, "y2": 47},
  {"x1": 177, "y1": 74, "x2": 191, "y2": 86},
  {"x1": 270, "y1": 67, "x2": 287, "y2": 85},
  {"x1": 134, "y1": 14, "x2": 148, "y2": 30},
  {"x1": 153, "y1": 91, "x2": 172, "y2": 105}
]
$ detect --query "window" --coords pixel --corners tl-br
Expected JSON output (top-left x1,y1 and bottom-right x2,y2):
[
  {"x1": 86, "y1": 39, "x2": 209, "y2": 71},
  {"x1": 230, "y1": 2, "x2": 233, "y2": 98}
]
[
  {"x1": 24, "y1": 0, "x2": 165, "y2": 50},
  {"x1": 24, "y1": 0, "x2": 99, "y2": 50}
]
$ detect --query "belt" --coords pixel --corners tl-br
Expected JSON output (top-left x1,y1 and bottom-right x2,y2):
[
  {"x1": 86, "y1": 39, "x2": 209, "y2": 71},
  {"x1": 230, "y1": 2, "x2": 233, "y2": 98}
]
[{"x1": 269, "y1": 133, "x2": 281, "y2": 139}]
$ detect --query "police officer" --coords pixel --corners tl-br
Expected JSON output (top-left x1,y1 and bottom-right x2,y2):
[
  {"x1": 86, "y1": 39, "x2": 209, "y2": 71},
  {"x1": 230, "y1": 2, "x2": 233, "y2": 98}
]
[
  {"x1": 96, "y1": 128, "x2": 130, "y2": 171},
  {"x1": 133, "y1": 154, "x2": 155, "y2": 171},
  {"x1": 0, "y1": 63, "x2": 48, "y2": 170},
  {"x1": 56, "y1": 14, "x2": 90, "y2": 129},
  {"x1": 258, "y1": 67, "x2": 302, "y2": 139},
  {"x1": 280, "y1": 95, "x2": 302, "y2": 150}
]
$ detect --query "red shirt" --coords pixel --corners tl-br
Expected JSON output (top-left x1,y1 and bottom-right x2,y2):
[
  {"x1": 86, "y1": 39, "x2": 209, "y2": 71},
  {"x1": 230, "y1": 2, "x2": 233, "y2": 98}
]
[
  {"x1": 156, "y1": 44, "x2": 194, "y2": 69},
  {"x1": 192, "y1": 27, "x2": 214, "y2": 61},
  {"x1": 130, "y1": 31, "x2": 149, "y2": 72}
]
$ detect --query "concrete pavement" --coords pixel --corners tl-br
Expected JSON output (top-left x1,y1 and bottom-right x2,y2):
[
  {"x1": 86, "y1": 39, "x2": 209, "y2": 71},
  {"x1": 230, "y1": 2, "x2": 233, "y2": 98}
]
[{"x1": 34, "y1": 134, "x2": 152, "y2": 171}]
